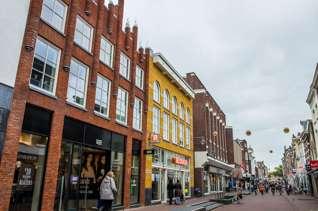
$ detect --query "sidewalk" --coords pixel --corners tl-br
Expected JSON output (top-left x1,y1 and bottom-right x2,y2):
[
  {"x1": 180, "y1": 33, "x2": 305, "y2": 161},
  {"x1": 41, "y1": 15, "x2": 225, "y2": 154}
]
[
  {"x1": 283, "y1": 194, "x2": 318, "y2": 211},
  {"x1": 123, "y1": 195, "x2": 222, "y2": 211}
]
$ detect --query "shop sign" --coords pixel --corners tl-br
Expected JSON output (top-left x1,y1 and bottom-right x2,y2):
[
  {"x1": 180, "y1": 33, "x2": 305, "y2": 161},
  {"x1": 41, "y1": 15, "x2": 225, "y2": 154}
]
[
  {"x1": 310, "y1": 160, "x2": 318, "y2": 169},
  {"x1": 18, "y1": 164, "x2": 34, "y2": 189},
  {"x1": 149, "y1": 132, "x2": 161, "y2": 144},
  {"x1": 172, "y1": 157, "x2": 188, "y2": 166},
  {"x1": 96, "y1": 139, "x2": 103, "y2": 146},
  {"x1": 144, "y1": 149, "x2": 154, "y2": 155}
]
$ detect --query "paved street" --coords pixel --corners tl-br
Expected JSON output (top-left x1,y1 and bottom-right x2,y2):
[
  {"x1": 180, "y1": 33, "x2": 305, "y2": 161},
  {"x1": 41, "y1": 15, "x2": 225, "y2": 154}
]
[{"x1": 124, "y1": 193, "x2": 318, "y2": 211}]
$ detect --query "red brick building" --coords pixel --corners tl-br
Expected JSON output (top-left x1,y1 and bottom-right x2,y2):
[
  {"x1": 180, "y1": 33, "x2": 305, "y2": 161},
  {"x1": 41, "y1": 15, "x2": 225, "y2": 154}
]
[
  {"x1": 184, "y1": 72, "x2": 233, "y2": 196},
  {"x1": 0, "y1": 0, "x2": 149, "y2": 210}
]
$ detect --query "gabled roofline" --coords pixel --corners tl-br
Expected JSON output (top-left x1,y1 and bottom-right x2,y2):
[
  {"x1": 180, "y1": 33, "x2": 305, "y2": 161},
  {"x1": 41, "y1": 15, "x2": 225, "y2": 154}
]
[
  {"x1": 153, "y1": 53, "x2": 195, "y2": 99},
  {"x1": 306, "y1": 63, "x2": 318, "y2": 104}
]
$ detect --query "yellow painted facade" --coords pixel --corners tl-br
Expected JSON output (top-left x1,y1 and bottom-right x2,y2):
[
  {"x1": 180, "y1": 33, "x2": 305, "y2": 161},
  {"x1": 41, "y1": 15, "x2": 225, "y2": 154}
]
[{"x1": 145, "y1": 54, "x2": 194, "y2": 202}]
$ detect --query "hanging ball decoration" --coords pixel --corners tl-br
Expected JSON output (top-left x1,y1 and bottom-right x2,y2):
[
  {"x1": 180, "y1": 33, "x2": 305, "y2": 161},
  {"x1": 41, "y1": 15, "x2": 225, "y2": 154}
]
[
  {"x1": 246, "y1": 130, "x2": 252, "y2": 136},
  {"x1": 269, "y1": 150, "x2": 273, "y2": 154},
  {"x1": 283, "y1": 127, "x2": 290, "y2": 134},
  {"x1": 213, "y1": 131, "x2": 218, "y2": 137}
]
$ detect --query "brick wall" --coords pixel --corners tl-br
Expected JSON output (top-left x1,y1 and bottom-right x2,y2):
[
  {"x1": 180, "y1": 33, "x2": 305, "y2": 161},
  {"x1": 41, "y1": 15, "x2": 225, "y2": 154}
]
[{"x1": 0, "y1": 0, "x2": 148, "y2": 209}]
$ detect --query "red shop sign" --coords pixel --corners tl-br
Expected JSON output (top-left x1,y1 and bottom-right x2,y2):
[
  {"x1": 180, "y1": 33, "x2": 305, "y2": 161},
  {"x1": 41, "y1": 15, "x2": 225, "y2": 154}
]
[
  {"x1": 310, "y1": 160, "x2": 318, "y2": 169},
  {"x1": 172, "y1": 157, "x2": 188, "y2": 166}
]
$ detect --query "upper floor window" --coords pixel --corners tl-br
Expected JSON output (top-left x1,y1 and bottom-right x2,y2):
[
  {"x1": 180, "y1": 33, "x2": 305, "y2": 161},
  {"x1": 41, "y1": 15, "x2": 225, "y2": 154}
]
[
  {"x1": 67, "y1": 59, "x2": 89, "y2": 107},
  {"x1": 74, "y1": 16, "x2": 93, "y2": 52},
  {"x1": 179, "y1": 123, "x2": 184, "y2": 146},
  {"x1": 100, "y1": 37, "x2": 114, "y2": 68},
  {"x1": 163, "y1": 90, "x2": 170, "y2": 109},
  {"x1": 94, "y1": 74, "x2": 111, "y2": 117},
  {"x1": 135, "y1": 66, "x2": 144, "y2": 90},
  {"x1": 186, "y1": 127, "x2": 191, "y2": 148},
  {"x1": 186, "y1": 108, "x2": 191, "y2": 123},
  {"x1": 171, "y1": 118, "x2": 177, "y2": 144},
  {"x1": 152, "y1": 107, "x2": 160, "y2": 134},
  {"x1": 153, "y1": 81, "x2": 160, "y2": 103},
  {"x1": 172, "y1": 97, "x2": 177, "y2": 115},
  {"x1": 163, "y1": 113, "x2": 169, "y2": 141},
  {"x1": 41, "y1": 0, "x2": 67, "y2": 33},
  {"x1": 119, "y1": 52, "x2": 130, "y2": 80},
  {"x1": 133, "y1": 97, "x2": 143, "y2": 131},
  {"x1": 116, "y1": 87, "x2": 128, "y2": 124},
  {"x1": 30, "y1": 38, "x2": 60, "y2": 94},
  {"x1": 180, "y1": 103, "x2": 185, "y2": 119}
]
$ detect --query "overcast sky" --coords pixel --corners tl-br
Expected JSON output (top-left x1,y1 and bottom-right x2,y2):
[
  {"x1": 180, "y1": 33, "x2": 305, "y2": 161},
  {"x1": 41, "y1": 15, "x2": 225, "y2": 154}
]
[{"x1": 122, "y1": 0, "x2": 318, "y2": 169}]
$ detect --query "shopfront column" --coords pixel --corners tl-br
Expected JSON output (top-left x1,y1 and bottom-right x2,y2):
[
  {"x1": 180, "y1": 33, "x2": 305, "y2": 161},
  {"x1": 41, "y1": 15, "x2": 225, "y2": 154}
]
[
  {"x1": 123, "y1": 135, "x2": 133, "y2": 207},
  {"x1": 41, "y1": 110, "x2": 64, "y2": 210}
]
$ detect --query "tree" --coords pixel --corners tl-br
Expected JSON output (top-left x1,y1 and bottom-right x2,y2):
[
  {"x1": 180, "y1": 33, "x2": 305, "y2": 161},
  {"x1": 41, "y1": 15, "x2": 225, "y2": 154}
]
[{"x1": 270, "y1": 165, "x2": 283, "y2": 177}]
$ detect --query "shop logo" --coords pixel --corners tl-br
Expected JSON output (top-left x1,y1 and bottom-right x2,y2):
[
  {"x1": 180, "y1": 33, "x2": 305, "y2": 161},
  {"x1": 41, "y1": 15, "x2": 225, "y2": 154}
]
[
  {"x1": 172, "y1": 157, "x2": 188, "y2": 166},
  {"x1": 96, "y1": 139, "x2": 103, "y2": 146}
]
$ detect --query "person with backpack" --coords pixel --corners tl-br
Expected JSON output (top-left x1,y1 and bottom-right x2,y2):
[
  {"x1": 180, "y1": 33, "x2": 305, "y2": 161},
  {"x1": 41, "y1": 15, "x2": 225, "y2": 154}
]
[{"x1": 99, "y1": 171, "x2": 117, "y2": 211}]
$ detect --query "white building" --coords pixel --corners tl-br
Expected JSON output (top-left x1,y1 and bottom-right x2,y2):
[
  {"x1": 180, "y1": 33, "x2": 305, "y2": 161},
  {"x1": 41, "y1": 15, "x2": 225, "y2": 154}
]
[{"x1": 0, "y1": 1, "x2": 30, "y2": 155}]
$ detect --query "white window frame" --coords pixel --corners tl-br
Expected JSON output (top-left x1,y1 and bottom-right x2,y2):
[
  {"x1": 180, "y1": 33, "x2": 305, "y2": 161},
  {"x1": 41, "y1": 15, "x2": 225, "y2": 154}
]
[
  {"x1": 135, "y1": 66, "x2": 144, "y2": 90},
  {"x1": 179, "y1": 123, "x2": 184, "y2": 146},
  {"x1": 180, "y1": 103, "x2": 185, "y2": 120},
  {"x1": 41, "y1": 0, "x2": 68, "y2": 33},
  {"x1": 152, "y1": 107, "x2": 160, "y2": 134},
  {"x1": 116, "y1": 87, "x2": 129, "y2": 125},
  {"x1": 186, "y1": 108, "x2": 191, "y2": 124},
  {"x1": 119, "y1": 52, "x2": 131, "y2": 80},
  {"x1": 153, "y1": 81, "x2": 160, "y2": 103},
  {"x1": 94, "y1": 74, "x2": 111, "y2": 117},
  {"x1": 172, "y1": 97, "x2": 177, "y2": 115},
  {"x1": 171, "y1": 118, "x2": 177, "y2": 144},
  {"x1": 67, "y1": 58, "x2": 89, "y2": 108},
  {"x1": 30, "y1": 37, "x2": 61, "y2": 95},
  {"x1": 186, "y1": 127, "x2": 191, "y2": 149},
  {"x1": 163, "y1": 113, "x2": 169, "y2": 141},
  {"x1": 163, "y1": 90, "x2": 170, "y2": 109},
  {"x1": 100, "y1": 36, "x2": 114, "y2": 68},
  {"x1": 133, "y1": 97, "x2": 143, "y2": 131},
  {"x1": 74, "y1": 16, "x2": 93, "y2": 52}
]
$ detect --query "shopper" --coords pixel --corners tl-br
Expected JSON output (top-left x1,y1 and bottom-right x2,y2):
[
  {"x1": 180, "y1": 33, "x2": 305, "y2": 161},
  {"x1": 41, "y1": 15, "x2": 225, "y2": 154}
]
[
  {"x1": 174, "y1": 180, "x2": 182, "y2": 205},
  {"x1": 167, "y1": 179, "x2": 174, "y2": 205},
  {"x1": 99, "y1": 171, "x2": 117, "y2": 211}
]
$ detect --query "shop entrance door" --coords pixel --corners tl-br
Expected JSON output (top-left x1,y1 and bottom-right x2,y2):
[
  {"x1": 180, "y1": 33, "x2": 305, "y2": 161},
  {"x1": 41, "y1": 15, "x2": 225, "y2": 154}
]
[
  {"x1": 161, "y1": 169, "x2": 166, "y2": 203},
  {"x1": 55, "y1": 142, "x2": 110, "y2": 211}
]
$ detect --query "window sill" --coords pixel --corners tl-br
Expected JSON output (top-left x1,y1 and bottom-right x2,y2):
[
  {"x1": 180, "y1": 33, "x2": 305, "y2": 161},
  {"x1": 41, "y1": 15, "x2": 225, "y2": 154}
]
[
  {"x1": 40, "y1": 18, "x2": 66, "y2": 37},
  {"x1": 100, "y1": 60, "x2": 114, "y2": 71},
  {"x1": 74, "y1": 42, "x2": 93, "y2": 56},
  {"x1": 135, "y1": 85, "x2": 144, "y2": 92},
  {"x1": 29, "y1": 86, "x2": 58, "y2": 100},
  {"x1": 116, "y1": 120, "x2": 128, "y2": 128},
  {"x1": 66, "y1": 101, "x2": 88, "y2": 112},
  {"x1": 94, "y1": 111, "x2": 110, "y2": 120},
  {"x1": 119, "y1": 74, "x2": 131, "y2": 82},
  {"x1": 132, "y1": 128, "x2": 143, "y2": 134}
]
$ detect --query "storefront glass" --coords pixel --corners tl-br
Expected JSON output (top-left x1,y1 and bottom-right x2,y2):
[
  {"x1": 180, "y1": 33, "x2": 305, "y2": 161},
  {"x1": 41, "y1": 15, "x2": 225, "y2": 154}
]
[
  {"x1": 152, "y1": 168, "x2": 161, "y2": 201},
  {"x1": 54, "y1": 118, "x2": 124, "y2": 210},
  {"x1": 10, "y1": 133, "x2": 48, "y2": 211},
  {"x1": 130, "y1": 141, "x2": 141, "y2": 204}
]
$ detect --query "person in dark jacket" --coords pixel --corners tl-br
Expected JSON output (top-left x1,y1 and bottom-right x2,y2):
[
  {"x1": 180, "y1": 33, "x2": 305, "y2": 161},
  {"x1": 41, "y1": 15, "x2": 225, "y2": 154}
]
[
  {"x1": 174, "y1": 180, "x2": 182, "y2": 205},
  {"x1": 167, "y1": 179, "x2": 174, "y2": 205}
]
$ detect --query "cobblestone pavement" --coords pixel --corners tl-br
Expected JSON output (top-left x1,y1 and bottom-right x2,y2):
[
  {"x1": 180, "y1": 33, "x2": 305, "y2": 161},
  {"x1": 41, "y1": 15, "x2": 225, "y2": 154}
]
[
  {"x1": 123, "y1": 192, "x2": 318, "y2": 211},
  {"x1": 216, "y1": 192, "x2": 318, "y2": 211}
]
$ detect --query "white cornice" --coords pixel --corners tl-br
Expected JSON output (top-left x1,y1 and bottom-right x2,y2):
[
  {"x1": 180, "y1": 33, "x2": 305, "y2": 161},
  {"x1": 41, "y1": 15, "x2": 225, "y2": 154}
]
[{"x1": 153, "y1": 53, "x2": 195, "y2": 99}]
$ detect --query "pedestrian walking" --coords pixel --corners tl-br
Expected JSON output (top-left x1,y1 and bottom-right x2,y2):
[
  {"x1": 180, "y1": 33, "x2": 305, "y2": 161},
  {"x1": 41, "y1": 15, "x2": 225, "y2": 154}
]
[
  {"x1": 174, "y1": 180, "x2": 182, "y2": 205},
  {"x1": 99, "y1": 171, "x2": 117, "y2": 211},
  {"x1": 258, "y1": 183, "x2": 265, "y2": 196},
  {"x1": 270, "y1": 183, "x2": 276, "y2": 196},
  {"x1": 167, "y1": 179, "x2": 174, "y2": 205},
  {"x1": 237, "y1": 184, "x2": 243, "y2": 204}
]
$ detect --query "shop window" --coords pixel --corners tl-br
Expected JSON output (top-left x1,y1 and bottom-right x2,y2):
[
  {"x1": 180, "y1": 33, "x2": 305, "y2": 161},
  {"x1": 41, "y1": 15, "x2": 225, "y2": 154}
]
[
  {"x1": 74, "y1": 16, "x2": 93, "y2": 52},
  {"x1": 152, "y1": 148, "x2": 161, "y2": 165},
  {"x1": 130, "y1": 141, "x2": 140, "y2": 204},
  {"x1": 151, "y1": 168, "x2": 161, "y2": 201},
  {"x1": 67, "y1": 59, "x2": 89, "y2": 107},
  {"x1": 30, "y1": 38, "x2": 60, "y2": 94},
  {"x1": 119, "y1": 52, "x2": 130, "y2": 80},
  {"x1": 100, "y1": 37, "x2": 114, "y2": 68},
  {"x1": 41, "y1": 0, "x2": 67, "y2": 33},
  {"x1": 10, "y1": 133, "x2": 49, "y2": 210}
]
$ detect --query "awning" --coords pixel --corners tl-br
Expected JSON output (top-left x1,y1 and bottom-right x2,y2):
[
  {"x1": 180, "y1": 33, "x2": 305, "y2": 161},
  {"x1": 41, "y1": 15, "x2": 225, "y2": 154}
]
[{"x1": 205, "y1": 156, "x2": 234, "y2": 172}]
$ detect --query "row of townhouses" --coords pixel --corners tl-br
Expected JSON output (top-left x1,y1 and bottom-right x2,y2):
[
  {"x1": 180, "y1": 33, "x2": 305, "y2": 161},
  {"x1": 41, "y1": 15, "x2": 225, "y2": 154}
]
[
  {"x1": 282, "y1": 65, "x2": 318, "y2": 197},
  {"x1": 0, "y1": 0, "x2": 263, "y2": 210}
]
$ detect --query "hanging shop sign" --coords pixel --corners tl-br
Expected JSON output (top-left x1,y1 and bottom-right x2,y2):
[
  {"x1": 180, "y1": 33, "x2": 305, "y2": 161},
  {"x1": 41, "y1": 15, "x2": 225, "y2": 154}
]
[
  {"x1": 149, "y1": 132, "x2": 161, "y2": 144},
  {"x1": 310, "y1": 160, "x2": 318, "y2": 169},
  {"x1": 172, "y1": 157, "x2": 188, "y2": 166}
]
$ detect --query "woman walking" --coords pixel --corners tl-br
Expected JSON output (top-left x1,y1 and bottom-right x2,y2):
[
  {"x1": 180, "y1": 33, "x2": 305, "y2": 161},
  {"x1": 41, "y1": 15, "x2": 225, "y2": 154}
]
[{"x1": 99, "y1": 171, "x2": 117, "y2": 211}]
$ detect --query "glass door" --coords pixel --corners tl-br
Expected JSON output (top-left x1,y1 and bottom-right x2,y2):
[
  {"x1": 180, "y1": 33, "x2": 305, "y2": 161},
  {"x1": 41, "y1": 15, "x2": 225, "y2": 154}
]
[
  {"x1": 160, "y1": 169, "x2": 166, "y2": 202},
  {"x1": 151, "y1": 168, "x2": 161, "y2": 201}
]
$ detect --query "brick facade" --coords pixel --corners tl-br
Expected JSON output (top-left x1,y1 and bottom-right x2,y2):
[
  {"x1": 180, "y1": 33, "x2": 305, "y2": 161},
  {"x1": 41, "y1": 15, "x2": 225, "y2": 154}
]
[{"x1": 0, "y1": 0, "x2": 148, "y2": 210}]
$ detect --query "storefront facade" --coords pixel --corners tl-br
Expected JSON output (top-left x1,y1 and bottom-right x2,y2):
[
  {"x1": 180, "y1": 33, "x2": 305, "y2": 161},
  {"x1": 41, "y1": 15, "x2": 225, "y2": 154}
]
[
  {"x1": 0, "y1": 0, "x2": 149, "y2": 210},
  {"x1": 144, "y1": 53, "x2": 195, "y2": 205}
]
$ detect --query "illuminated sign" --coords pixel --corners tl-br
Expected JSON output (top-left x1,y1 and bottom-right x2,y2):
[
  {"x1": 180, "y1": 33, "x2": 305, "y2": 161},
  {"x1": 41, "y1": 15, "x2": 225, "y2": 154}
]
[{"x1": 172, "y1": 157, "x2": 188, "y2": 166}]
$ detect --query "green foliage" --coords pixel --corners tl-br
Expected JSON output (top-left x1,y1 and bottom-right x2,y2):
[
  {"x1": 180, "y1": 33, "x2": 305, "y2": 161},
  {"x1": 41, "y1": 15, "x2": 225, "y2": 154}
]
[{"x1": 269, "y1": 165, "x2": 283, "y2": 177}]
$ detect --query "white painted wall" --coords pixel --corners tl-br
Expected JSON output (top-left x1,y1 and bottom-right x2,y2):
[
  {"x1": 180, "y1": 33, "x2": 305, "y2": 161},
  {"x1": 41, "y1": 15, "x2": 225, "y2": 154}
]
[
  {"x1": 309, "y1": 90, "x2": 318, "y2": 158},
  {"x1": 0, "y1": 0, "x2": 30, "y2": 87}
]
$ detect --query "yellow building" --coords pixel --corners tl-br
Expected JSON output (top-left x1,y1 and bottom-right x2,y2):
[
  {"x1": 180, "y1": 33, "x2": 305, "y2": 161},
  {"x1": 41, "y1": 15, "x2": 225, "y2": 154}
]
[{"x1": 144, "y1": 53, "x2": 195, "y2": 204}]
